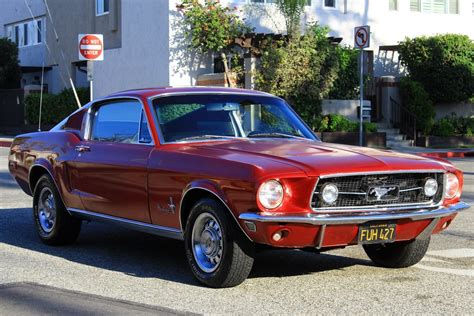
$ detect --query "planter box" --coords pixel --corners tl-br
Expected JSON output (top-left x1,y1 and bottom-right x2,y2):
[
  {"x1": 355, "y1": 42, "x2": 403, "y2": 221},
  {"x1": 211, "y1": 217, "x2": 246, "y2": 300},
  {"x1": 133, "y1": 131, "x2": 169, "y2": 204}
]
[
  {"x1": 416, "y1": 135, "x2": 474, "y2": 148},
  {"x1": 315, "y1": 132, "x2": 386, "y2": 148}
]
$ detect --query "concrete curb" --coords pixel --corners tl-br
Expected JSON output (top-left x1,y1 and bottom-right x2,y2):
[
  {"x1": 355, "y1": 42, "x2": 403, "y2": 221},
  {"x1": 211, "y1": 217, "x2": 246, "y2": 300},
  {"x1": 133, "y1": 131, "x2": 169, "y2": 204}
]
[
  {"x1": 418, "y1": 151, "x2": 474, "y2": 159},
  {"x1": 0, "y1": 141, "x2": 12, "y2": 148}
]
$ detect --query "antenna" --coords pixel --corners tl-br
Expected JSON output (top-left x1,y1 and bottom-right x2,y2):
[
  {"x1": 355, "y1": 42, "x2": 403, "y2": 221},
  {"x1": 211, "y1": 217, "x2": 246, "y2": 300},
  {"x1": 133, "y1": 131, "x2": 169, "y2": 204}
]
[{"x1": 38, "y1": 61, "x2": 45, "y2": 132}]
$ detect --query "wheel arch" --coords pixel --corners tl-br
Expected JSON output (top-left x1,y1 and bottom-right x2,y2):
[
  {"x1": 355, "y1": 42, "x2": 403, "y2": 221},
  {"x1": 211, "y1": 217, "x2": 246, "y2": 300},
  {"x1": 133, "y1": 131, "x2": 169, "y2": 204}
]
[
  {"x1": 28, "y1": 161, "x2": 68, "y2": 212},
  {"x1": 179, "y1": 182, "x2": 252, "y2": 241}
]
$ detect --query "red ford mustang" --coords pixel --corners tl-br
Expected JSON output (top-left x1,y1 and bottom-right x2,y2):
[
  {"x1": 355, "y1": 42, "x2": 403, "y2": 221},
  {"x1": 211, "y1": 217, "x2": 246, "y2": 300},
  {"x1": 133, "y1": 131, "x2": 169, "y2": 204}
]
[{"x1": 8, "y1": 87, "x2": 469, "y2": 287}]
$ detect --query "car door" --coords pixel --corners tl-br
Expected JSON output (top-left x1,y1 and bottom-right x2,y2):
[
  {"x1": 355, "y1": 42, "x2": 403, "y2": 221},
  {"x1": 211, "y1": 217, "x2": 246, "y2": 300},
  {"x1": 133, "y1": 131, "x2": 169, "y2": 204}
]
[{"x1": 69, "y1": 98, "x2": 154, "y2": 223}]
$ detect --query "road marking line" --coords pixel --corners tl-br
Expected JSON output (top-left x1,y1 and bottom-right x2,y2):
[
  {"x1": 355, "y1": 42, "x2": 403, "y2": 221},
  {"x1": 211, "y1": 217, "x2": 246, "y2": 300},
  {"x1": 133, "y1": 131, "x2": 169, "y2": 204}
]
[{"x1": 427, "y1": 248, "x2": 474, "y2": 258}]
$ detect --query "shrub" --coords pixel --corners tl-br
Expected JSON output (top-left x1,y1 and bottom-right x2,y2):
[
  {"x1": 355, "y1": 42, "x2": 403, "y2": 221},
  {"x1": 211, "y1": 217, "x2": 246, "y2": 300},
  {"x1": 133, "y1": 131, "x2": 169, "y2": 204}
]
[
  {"x1": 25, "y1": 87, "x2": 89, "y2": 125},
  {"x1": 0, "y1": 38, "x2": 21, "y2": 89},
  {"x1": 256, "y1": 23, "x2": 339, "y2": 129},
  {"x1": 314, "y1": 113, "x2": 377, "y2": 133},
  {"x1": 431, "y1": 114, "x2": 474, "y2": 137},
  {"x1": 399, "y1": 34, "x2": 474, "y2": 103},
  {"x1": 399, "y1": 77, "x2": 435, "y2": 135},
  {"x1": 328, "y1": 46, "x2": 360, "y2": 100}
]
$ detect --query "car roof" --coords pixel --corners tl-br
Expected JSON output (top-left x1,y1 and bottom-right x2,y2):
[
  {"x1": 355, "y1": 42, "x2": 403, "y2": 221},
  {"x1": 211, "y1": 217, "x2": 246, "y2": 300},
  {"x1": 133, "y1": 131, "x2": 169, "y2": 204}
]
[{"x1": 105, "y1": 86, "x2": 274, "y2": 100}]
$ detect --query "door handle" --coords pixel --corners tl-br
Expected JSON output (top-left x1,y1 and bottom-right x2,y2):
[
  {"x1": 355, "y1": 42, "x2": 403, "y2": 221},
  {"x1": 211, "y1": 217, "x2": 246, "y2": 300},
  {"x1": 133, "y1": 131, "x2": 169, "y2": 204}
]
[{"x1": 75, "y1": 145, "x2": 91, "y2": 153}]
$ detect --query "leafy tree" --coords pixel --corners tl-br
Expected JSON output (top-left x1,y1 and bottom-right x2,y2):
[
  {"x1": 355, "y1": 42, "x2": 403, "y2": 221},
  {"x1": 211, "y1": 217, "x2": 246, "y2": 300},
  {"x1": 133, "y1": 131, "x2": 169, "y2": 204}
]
[
  {"x1": 178, "y1": 0, "x2": 251, "y2": 87},
  {"x1": 399, "y1": 77, "x2": 435, "y2": 135},
  {"x1": 399, "y1": 34, "x2": 474, "y2": 104},
  {"x1": 329, "y1": 46, "x2": 359, "y2": 99},
  {"x1": 0, "y1": 38, "x2": 21, "y2": 89},
  {"x1": 256, "y1": 24, "x2": 339, "y2": 128},
  {"x1": 274, "y1": 0, "x2": 308, "y2": 37}
]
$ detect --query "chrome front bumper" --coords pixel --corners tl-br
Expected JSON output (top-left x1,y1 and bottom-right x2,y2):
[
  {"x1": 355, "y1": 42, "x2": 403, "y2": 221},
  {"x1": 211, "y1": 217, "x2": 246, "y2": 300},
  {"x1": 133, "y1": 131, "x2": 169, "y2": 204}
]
[{"x1": 239, "y1": 201, "x2": 470, "y2": 225}]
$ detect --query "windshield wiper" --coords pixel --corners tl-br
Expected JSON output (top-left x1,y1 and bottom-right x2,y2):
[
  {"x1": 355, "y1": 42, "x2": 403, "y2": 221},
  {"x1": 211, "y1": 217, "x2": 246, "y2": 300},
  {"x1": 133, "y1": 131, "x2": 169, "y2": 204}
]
[
  {"x1": 176, "y1": 135, "x2": 234, "y2": 142},
  {"x1": 247, "y1": 132, "x2": 305, "y2": 139}
]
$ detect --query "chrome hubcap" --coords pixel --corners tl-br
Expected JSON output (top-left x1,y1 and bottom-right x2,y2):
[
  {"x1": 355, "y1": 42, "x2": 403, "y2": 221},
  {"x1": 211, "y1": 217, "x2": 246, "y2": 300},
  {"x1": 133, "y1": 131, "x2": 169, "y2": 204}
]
[
  {"x1": 192, "y1": 213, "x2": 223, "y2": 273},
  {"x1": 38, "y1": 188, "x2": 56, "y2": 233}
]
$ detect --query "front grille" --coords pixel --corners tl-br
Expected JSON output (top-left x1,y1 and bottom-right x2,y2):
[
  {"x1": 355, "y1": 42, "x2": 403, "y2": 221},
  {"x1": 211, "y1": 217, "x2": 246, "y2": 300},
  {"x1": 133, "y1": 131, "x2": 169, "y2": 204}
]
[{"x1": 311, "y1": 172, "x2": 444, "y2": 211}]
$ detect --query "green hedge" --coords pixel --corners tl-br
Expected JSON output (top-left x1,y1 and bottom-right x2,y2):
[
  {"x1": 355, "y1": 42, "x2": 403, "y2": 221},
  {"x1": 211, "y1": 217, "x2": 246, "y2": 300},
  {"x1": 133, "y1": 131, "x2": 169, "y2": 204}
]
[
  {"x1": 25, "y1": 88, "x2": 90, "y2": 125},
  {"x1": 315, "y1": 113, "x2": 377, "y2": 133},
  {"x1": 399, "y1": 34, "x2": 474, "y2": 104},
  {"x1": 431, "y1": 114, "x2": 474, "y2": 137}
]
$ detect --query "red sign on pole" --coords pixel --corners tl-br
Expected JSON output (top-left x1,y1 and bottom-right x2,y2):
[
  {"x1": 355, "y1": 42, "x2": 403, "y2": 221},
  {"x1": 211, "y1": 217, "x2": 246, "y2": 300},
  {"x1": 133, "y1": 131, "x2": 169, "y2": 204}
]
[{"x1": 78, "y1": 34, "x2": 104, "y2": 61}]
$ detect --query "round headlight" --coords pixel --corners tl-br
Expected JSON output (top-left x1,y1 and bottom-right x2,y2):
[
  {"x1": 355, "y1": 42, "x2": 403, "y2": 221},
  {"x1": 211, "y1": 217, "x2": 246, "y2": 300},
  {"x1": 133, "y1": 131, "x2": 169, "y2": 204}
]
[
  {"x1": 445, "y1": 173, "x2": 460, "y2": 199},
  {"x1": 424, "y1": 178, "x2": 438, "y2": 197},
  {"x1": 258, "y1": 180, "x2": 284, "y2": 209},
  {"x1": 321, "y1": 183, "x2": 339, "y2": 204}
]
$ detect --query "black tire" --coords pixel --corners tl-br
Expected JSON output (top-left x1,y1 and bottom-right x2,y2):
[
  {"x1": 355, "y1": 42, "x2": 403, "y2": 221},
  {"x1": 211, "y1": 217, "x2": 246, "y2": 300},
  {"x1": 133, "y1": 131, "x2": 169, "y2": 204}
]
[
  {"x1": 363, "y1": 238, "x2": 431, "y2": 268},
  {"x1": 184, "y1": 198, "x2": 255, "y2": 288},
  {"x1": 33, "y1": 174, "x2": 82, "y2": 246}
]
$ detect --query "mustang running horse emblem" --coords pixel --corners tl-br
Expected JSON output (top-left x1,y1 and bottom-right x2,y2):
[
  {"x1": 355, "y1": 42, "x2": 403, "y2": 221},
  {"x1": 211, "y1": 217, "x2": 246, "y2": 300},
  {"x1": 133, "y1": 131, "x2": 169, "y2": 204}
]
[{"x1": 368, "y1": 186, "x2": 398, "y2": 201}]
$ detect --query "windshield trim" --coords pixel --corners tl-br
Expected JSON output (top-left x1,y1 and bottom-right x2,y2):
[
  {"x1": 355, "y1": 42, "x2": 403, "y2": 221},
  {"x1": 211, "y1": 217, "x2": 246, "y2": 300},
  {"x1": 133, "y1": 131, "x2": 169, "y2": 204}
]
[{"x1": 147, "y1": 92, "x2": 320, "y2": 145}]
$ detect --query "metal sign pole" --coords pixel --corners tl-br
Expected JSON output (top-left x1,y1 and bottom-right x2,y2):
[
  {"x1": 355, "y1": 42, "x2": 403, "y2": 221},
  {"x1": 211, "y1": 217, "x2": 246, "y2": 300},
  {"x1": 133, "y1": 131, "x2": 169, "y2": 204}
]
[
  {"x1": 359, "y1": 49, "x2": 364, "y2": 146},
  {"x1": 87, "y1": 60, "x2": 94, "y2": 101}
]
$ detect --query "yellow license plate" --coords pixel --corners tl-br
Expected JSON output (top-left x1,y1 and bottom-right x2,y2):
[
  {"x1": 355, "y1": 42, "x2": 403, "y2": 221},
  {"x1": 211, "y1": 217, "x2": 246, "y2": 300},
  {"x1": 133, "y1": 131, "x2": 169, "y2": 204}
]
[{"x1": 358, "y1": 223, "x2": 396, "y2": 244}]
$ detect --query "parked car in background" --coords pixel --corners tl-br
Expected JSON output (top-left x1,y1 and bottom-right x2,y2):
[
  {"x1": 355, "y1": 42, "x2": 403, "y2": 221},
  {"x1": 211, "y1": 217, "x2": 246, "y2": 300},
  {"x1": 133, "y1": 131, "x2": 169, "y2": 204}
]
[{"x1": 8, "y1": 87, "x2": 470, "y2": 287}]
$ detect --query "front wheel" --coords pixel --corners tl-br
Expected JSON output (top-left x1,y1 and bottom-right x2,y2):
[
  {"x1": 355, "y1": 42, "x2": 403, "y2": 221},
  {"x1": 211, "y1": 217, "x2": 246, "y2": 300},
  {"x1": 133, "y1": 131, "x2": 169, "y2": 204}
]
[
  {"x1": 184, "y1": 198, "x2": 255, "y2": 288},
  {"x1": 363, "y1": 237, "x2": 430, "y2": 268}
]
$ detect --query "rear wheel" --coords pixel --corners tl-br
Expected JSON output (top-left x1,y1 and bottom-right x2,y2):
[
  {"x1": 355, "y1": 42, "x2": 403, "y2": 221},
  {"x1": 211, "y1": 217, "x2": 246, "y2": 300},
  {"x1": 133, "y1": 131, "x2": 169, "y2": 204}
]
[
  {"x1": 184, "y1": 198, "x2": 254, "y2": 288},
  {"x1": 363, "y1": 238, "x2": 430, "y2": 268},
  {"x1": 33, "y1": 174, "x2": 82, "y2": 245}
]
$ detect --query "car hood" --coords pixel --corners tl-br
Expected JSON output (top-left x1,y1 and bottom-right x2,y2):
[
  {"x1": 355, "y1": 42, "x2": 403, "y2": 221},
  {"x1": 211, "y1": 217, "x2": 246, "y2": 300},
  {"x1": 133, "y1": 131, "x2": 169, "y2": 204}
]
[{"x1": 191, "y1": 139, "x2": 449, "y2": 177}]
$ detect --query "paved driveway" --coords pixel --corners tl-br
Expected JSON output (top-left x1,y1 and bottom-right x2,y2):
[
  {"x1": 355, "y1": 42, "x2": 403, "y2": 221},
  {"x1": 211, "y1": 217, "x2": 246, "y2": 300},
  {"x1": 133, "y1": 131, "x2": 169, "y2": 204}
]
[{"x1": 0, "y1": 147, "x2": 473, "y2": 314}]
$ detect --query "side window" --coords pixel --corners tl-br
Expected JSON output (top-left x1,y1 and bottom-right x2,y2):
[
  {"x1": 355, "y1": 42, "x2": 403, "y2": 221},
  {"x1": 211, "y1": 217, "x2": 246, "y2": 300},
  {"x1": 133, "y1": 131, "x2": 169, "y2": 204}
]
[{"x1": 91, "y1": 100, "x2": 142, "y2": 143}]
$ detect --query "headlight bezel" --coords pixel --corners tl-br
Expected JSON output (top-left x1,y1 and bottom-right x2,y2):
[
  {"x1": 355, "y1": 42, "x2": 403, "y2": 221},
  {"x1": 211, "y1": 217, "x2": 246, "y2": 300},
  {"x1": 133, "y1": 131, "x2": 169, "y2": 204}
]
[
  {"x1": 444, "y1": 172, "x2": 460, "y2": 199},
  {"x1": 257, "y1": 179, "x2": 284, "y2": 210}
]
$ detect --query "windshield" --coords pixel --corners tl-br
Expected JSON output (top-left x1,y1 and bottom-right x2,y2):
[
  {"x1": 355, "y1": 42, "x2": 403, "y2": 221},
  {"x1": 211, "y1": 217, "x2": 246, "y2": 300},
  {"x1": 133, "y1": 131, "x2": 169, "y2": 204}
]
[{"x1": 152, "y1": 94, "x2": 318, "y2": 143}]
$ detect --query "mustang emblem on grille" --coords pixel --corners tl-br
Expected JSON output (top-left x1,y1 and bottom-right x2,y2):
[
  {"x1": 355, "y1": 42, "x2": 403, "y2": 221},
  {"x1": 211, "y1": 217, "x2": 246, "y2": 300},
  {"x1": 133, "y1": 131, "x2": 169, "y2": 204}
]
[{"x1": 368, "y1": 186, "x2": 398, "y2": 201}]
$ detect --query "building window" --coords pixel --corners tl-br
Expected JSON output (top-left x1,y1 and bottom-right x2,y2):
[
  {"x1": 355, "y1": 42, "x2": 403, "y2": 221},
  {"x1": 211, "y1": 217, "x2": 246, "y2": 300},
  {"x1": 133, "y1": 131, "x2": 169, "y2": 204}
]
[
  {"x1": 6, "y1": 18, "x2": 44, "y2": 47},
  {"x1": 410, "y1": 0, "x2": 458, "y2": 14},
  {"x1": 389, "y1": 0, "x2": 398, "y2": 10},
  {"x1": 96, "y1": 0, "x2": 110, "y2": 16},
  {"x1": 37, "y1": 20, "x2": 42, "y2": 43},
  {"x1": 324, "y1": 0, "x2": 336, "y2": 8}
]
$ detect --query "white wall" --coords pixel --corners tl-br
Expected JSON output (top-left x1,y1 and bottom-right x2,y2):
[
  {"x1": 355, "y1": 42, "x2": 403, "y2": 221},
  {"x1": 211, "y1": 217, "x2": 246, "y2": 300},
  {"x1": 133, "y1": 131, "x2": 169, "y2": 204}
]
[
  {"x1": 224, "y1": 0, "x2": 474, "y2": 77},
  {"x1": 93, "y1": 0, "x2": 170, "y2": 98}
]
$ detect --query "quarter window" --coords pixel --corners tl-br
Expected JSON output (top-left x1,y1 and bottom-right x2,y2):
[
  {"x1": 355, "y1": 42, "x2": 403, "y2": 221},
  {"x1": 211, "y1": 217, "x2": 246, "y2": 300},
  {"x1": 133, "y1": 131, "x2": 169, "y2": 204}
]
[
  {"x1": 96, "y1": 0, "x2": 110, "y2": 15},
  {"x1": 91, "y1": 100, "x2": 143, "y2": 143}
]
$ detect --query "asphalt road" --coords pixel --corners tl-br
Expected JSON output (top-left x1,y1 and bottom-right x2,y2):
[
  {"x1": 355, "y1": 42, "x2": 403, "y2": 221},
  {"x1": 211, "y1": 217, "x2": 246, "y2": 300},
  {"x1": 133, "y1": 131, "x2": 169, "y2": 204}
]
[{"x1": 0, "y1": 147, "x2": 473, "y2": 314}]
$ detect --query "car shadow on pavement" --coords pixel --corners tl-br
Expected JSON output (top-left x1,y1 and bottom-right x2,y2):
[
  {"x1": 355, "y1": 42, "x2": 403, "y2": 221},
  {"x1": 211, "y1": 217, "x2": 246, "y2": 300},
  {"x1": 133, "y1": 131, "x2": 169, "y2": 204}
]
[
  {"x1": 0, "y1": 171, "x2": 20, "y2": 189},
  {"x1": 0, "y1": 207, "x2": 373, "y2": 286}
]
